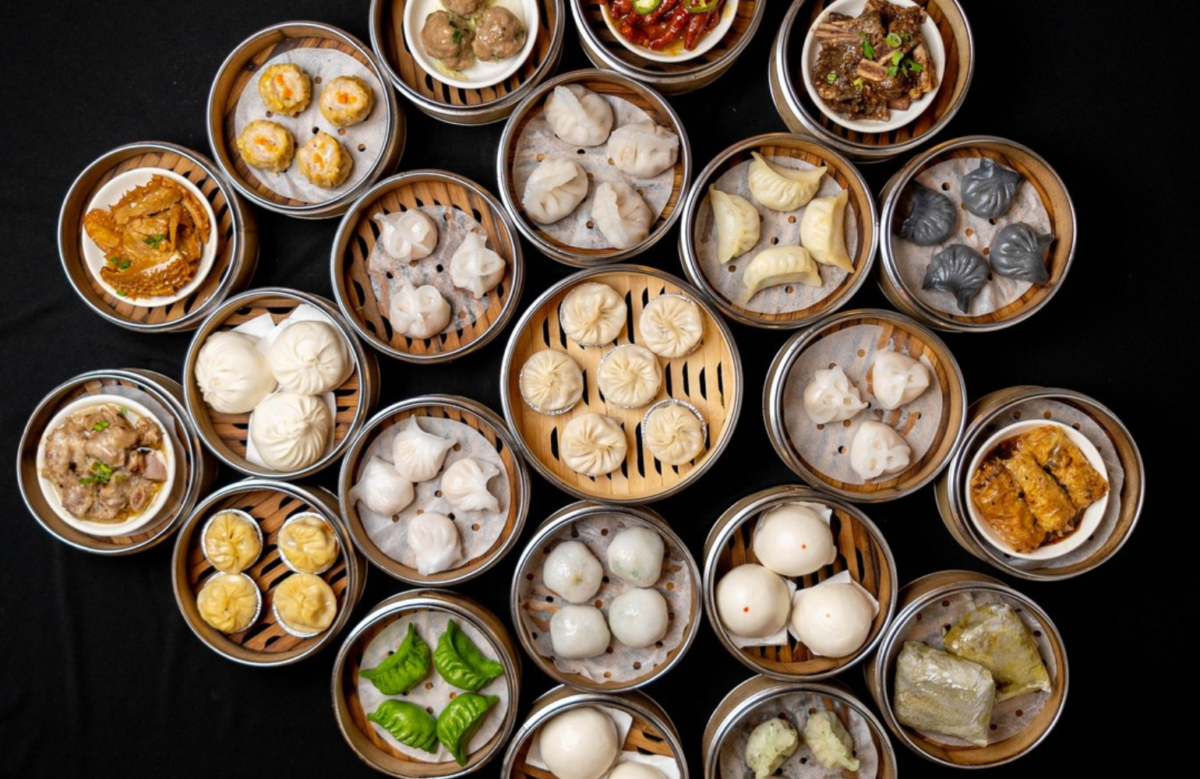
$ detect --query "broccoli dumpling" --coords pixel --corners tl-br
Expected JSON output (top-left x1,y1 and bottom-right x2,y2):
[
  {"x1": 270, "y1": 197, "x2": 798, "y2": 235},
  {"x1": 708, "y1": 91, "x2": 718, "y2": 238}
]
[{"x1": 744, "y1": 718, "x2": 799, "y2": 779}]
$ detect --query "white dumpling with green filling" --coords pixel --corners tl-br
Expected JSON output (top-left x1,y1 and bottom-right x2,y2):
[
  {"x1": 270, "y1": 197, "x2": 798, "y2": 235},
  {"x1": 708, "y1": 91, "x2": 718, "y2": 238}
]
[{"x1": 744, "y1": 718, "x2": 799, "y2": 779}]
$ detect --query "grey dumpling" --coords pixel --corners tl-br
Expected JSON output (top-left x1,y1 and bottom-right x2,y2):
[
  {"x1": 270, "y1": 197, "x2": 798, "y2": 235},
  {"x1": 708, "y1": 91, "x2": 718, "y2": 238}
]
[
  {"x1": 898, "y1": 183, "x2": 957, "y2": 246},
  {"x1": 990, "y1": 223, "x2": 1054, "y2": 285},
  {"x1": 923, "y1": 244, "x2": 989, "y2": 313},
  {"x1": 960, "y1": 158, "x2": 1024, "y2": 219}
]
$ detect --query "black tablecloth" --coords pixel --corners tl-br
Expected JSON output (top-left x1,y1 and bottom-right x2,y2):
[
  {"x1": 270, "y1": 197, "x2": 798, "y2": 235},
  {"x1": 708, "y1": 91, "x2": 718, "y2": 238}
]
[{"x1": 0, "y1": 1, "x2": 1183, "y2": 776}]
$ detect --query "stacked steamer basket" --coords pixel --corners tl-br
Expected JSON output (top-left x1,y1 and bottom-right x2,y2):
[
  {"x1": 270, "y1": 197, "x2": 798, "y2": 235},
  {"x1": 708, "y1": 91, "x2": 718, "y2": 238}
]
[
  {"x1": 370, "y1": 0, "x2": 566, "y2": 125},
  {"x1": 572, "y1": 1, "x2": 767, "y2": 95},
  {"x1": 58, "y1": 142, "x2": 258, "y2": 333},
  {"x1": 207, "y1": 21, "x2": 404, "y2": 219},
  {"x1": 771, "y1": 0, "x2": 974, "y2": 163}
]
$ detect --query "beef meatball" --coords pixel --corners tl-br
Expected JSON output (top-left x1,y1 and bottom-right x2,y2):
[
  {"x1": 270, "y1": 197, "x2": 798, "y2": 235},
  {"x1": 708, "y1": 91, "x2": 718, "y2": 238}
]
[
  {"x1": 473, "y1": 7, "x2": 528, "y2": 61},
  {"x1": 442, "y1": 0, "x2": 486, "y2": 15},
  {"x1": 421, "y1": 10, "x2": 475, "y2": 72}
]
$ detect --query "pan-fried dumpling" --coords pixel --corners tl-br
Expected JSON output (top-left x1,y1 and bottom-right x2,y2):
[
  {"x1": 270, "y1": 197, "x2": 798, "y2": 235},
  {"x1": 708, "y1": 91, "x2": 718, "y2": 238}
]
[
  {"x1": 266, "y1": 320, "x2": 352, "y2": 395},
  {"x1": 598, "y1": 344, "x2": 661, "y2": 409},
  {"x1": 559, "y1": 282, "x2": 626, "y2": 346},
  {"x1": 747, "y1": 153, "x2": 825, "y2": 211},
  {"x1": 899, "y1": 183, "x2": 957, "y2": 246},
  {"x1": 351, "y1": 456, "x2": 415, "y2": 515},
  {"x1": 544, "y1": 84, "x2": 614, "y2": 147},
  {"x1": 197, "y1": 573, "x2": 260, "y2": 633},
  {"x1": 202, "y1": 510, "x2": 262, "y2": 574},
  {"x1": 591, "y1": 182, "x2": 652, "y2": 250},
  {"x1": 607, "y1": 121, "x2": 679, "y2": 177},
  {"x1": 249, "y1": 392, "x2": 332, "y2": 472},
  {"x1": 709, "y1": 186, "x2": 761, "y2": 263},
  {"x1": 607, "y1": 588, "x2": 668, "y2": 647},
  {"x1": 870, "y1": 351, "x2": 930, "y2": 410},
  {"x1": 639, "y1": 294, "x2": 703, "y2": 359},
  {"x1": 408, "y1": 512, "x2": 462, "y2": 575},
  {"x1": 642, "y1": 401, "x2": 706, "y2": 465},
  {"x1": 550, "y1": 605, "x2": 610, "y2": 659},
  {"x1": 990, "y1": 223, "x2": 1053, "y2": 285},
  {"x1": 961, "y1": 158, "x2": 1024, "y2": 219},
  {"x1": 439, "y1": 457, "x2": 500, "y2": 513},
  {"x1": 374, "y1": 210, "x2": 438, "y2": 262},
  {"x1": 803, "y1": 366, "x2": 867, "y2": 424},
  {"x1": 923, "y1": 244, "x2": 989, "y2": 314},
  {"x1": 257, "y1": 63, "x2": 311, "y2": 116},
  {"x1": 278, "y1": 514, "x2": 339, "y2": 574},
  {"x1": 449, "y1": 231, "x2": 505, "y2": 298},
  {"x1": 743, "y1": 245, "x2": 821, "y2": 301},
  {"x1": 804, "y1": 711, "x2": 860, "y2": 772},
  {"x1": 849, "y1": 421, "x2": 911, "y2": 480},
  {"x1": 800, "y1": 189, "x2": 852, "y2": 271},
  {"x1": 195, "y1": 331, "x2": 276, "y2": 414},
  {"x1": 543, "y1": 540, "x2": 603, "y2": 603},
  {"x1": 236, "y1": 120, "x2": 295, "y2": 172},
  {"x1": 296, "y1": 131, "x2": 353, "y2": 189},
  {"x1": 319, "y1": 75, "x2": 374, "y2": 127},
  {"x1": 389, "y1": 279, "x2": 451, "y2": 339},
  {"x1": 523, "y1": 157, "x2": 589, "y2": 225},
  {"x1": 273, "y1": 572, "x2": 338, "y2": 636},
  {"x1": 519, "y1": 349, "x2": 584, "y2": 415},
  {"x1": 391, "y1": 417, "x2": 455, "y2": 482},
  {"x1": 561, "y1": 413, "x2": 627, "y2": 476}
]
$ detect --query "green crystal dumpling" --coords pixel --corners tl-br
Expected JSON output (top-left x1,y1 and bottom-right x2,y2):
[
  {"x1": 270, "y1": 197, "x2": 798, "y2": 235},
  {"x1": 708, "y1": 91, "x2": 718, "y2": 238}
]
[
  {"x1": 360, "y1": 623, "x2": 432, "y2": 695},
  {"x1": 436, "y1": 693, "x2": 499, "y2": 766},
  {"x1": 433, "y1": 619, "x2": 505, "y2": 691},
  {"x1": 367, "y1": 699, "x2": 439, "y2": 753}
]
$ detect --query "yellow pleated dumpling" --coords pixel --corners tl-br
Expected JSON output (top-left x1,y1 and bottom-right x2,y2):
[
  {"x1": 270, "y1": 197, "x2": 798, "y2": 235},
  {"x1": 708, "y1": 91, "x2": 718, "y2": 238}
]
[
  {"x1": 709, "y1": 186, "x2": 760, "y2": 263},
  {"x1": 742, "y1": 245, "x2": 822, "y2": 302},
  {"x1": 748, "y1": 153, "x2": 826, "y2": 212},
  {"x1": 197, "y1": 573, "x2": 260, "y2": 634},
  {"x1": 296, "y1": 132, "x2": 353, "y2": 189},
  {"x1": 801, "y1": 189, "x2": 853, "y2": 272},
  {"x1": 257, "y1": 63, "x2": 312, "y2": 116},
  {"x1": 202, "y1": 510, "x2": 262, "y2": 573},
  {"x1": 273, "y1": 573, "x2": 338, "y2": 636},
  {"x1": 319, "y1": 75, "x2": 375, "y2": 127},
  {"x1": 236, "y1": 120, "x2": 295, "y2": 172},
  {"x1": 277, "y1": 514, "x2": 339, "y2": 574}
]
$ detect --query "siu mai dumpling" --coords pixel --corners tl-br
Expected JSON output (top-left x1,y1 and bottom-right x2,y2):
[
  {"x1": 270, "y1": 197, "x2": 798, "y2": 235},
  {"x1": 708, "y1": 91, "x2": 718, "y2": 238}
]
[
  {"x1": 236, "y1": 120, "x2": 295, "y2": 172},
  {"x1": 894, "y1": 642, "x2": 995, "y2": 747},
  {"x1": 319, "y1": 75, "x2": 374, "y2": 127},
  {"x1": 257, "y1": 63, "x2": 312, "y2": 116},
  {"x1": 944, "y1": 602, "x2": 1051, "y2": 702},
  {"x1": 297, "y1": 132, "x2": 353, "y2": 189}
]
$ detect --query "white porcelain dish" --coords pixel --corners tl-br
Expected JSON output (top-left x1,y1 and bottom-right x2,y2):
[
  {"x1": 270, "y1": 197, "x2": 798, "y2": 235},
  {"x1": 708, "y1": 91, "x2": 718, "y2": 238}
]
[
  {"x1": 599, "y1": 0, "x2": 739, "y2": 64},
  {"x1": 403, "y1": 0, "x2": 540, "y2": 90}
]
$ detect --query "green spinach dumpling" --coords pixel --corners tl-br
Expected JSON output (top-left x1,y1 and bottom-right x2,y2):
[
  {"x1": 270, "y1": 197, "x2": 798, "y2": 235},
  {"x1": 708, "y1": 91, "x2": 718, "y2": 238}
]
[
  {"x1": 368, "y1": 699, "x2": 438, "y2": 753},
  {"x1": 433, "y1": 619, "x2": 504, "y2": 691},
  {"x1": 436, "y1": 692, "x2": 499, "y2": 766},
  {"x1": 360, "y1": 623, "x2": 431, "y2": 694}
]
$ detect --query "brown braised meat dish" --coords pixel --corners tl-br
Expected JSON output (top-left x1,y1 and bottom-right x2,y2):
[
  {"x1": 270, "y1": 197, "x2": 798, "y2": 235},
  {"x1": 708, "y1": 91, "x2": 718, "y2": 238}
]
[
  {"x1": 82, "y1": 175, "x2": 210, "y2": 300},
  {"x1": 41, "y1": 404, "x2": 170, "y2": 524},
  {"x1": 421, "y1": 10, "x2": 476, "y2": 72},
  {"x1": 473, "y1": 6, "x2": 528, "y2": 61},
  {"x1": 810, "y1": 0, "x2": 939, "y2": 121}
]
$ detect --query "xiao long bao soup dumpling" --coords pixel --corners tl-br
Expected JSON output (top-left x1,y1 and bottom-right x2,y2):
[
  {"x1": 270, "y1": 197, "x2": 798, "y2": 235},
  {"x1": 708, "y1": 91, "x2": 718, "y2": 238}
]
[
  {"x1": 519, "y1": 350, "x2": 584, "y2": 415},
  {"x1": 249, "y1": 392, "x2": 332, "y2": 472},
  {"x1": 202, "y1": 510, "x2": 262, "y2": 574},
  {"x1": 537, "y1": 706, "x2": 620, "y2": 779},
  {"x1": 638, "y1": 294, "x2": 703, "y2": 359},
  {"x1": 257, "y1": 63, "x2": 311, "y2": 116},
  {"x1": 751, "y1": 503, "x2": 836, "y2": 577},
  {"x1": 607, "y1": 588, "x2": 668, "y2": 648},
  {"x1": 266, "y1": 320, "x2": 352, "y2": 396},
  {"x1": 559, "y1": 282, "x2": 627, "y2": 347},
  {"x1": 550, "y1": 604, "x2": 611, "y2": 659},
  {"x1": 273, "y1": 572, "x2": 338, "y2": 637},
  {"x1": 642, "y1": 401, "x2": 706, "y2": 466},
  {"x1": 296, "y1": 131, "x2": 353, "y2": 189},
  {"x1": 606, "y1": 526, "x2": 664, "y2": 587},
  {"x1": 277, "y1": 514, "x2": 339, "y2": 574},
  {"x1": 236, "y1": 119, "x2": 295, "y2": 172},
  {"x1": 543, "y1": 540, "x2": 603, "y2": 603},
  {"x1": 196, "y1": 572, "x2": 260, "y2": 634},
  {"x1": 195, "y1": 331, "x2": 276, "y2": 414},
  {"x1": 716, "y1": 563, "x2": 791, "y2": 639},
  {"x1": 597, "y1": 344, "x2": 661, "y2": 409},
  {"x1": 319, "y1": 75, "x2": 374, "y2": 127},
  {"x1": 560, "y1": 413, "x2": 628, "y2": 477}
]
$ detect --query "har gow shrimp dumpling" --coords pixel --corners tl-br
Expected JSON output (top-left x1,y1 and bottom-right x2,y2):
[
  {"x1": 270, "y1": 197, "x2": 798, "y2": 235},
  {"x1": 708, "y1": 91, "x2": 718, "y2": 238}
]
[
  {"x1": 236, "y1": 119, "x2": 295, "y2": 172},
  {"x1": 544, "y1": 84, "x2": 614, "y2": 147},
  {"x1": 522, "y1": 157, "x2": 589, "y2": 225},
  {"x1": 202, "y1": 510, "x2": 262, "y2": 574},
  {"x1": 639, "y1": 294, "x2": 703, "y2": 359},
  {"x1": 277, "y1": 514, "x2": 340, "y2": 574},
  {"x1": 266, "y1": 320, "x2": 352, "y2": 396},
  {"x1": 559, "y1": 282, "x2": 627, "y2": 346},
  {"x1": 606, "y1": 526, "x2": 664, "y2": 587},
  {"x1": 550, "y1": 605, "x2": 611, "y2": 659},
  {"x1": 296, "y1": 131, "x2": 353, "y2": 189},
  {"x1": 870, "y1": 351, "x2": 930, "y2": 410},
  {"x1": 273, "y1": 572, "x2": 338, "y2": 636},
  {"x1": 374, "y1": 210, "x2": 438, "y2": 262},
  {"x1": 249, "y1": 392, "x2": 332, "y2": 472},
  {"x1": 407, "y1": 512, "x2": 462, "y2": 575},
  {"x1": 389, "y1": 280, "x2": 451, "y2": 340},
  {"x1": 319, "y1": 75, "x2": 374, "y2": 127},
  {"x1": 197, "y1": 572, "x2": 260, "y2": 634},
  {"x1": 560, "y1": 413, "x2": 627, "y2": 477},
  {"x1": 543, "y1": 540, "x2": 603, "y2": 603},
  {"x1": 802, "y1": 366, "x2": 866, "y2": 425},
  {"x1": 257, "y1": 63, "x2": 311, "y2": 116},
  {"x1": 449, "y1": 232, "x2": 505, "y2": 298},
  {"x1": 391, "y1": 418, "x2": 455, "y2": 483},
  {"x1": 439, "y1": 457, "x2": 500, "y2": 513},
  {"x1": 519, "y1": 349, "x2": 584, "y2": 415},
  {"x1": 849, "y1": 421, "x2": 911, "y2": 480},
  {"x1": 194, "y1": 330, "x2": 276, "y2": 414},
  {"x1": 351, "y1": 456, "x2": 414, "y2": 515}
]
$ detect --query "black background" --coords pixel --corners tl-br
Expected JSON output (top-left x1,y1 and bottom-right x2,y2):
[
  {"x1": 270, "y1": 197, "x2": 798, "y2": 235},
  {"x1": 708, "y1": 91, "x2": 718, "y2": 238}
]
[{"x1": 0, "y1": 1, "x2": 1189, "y2": 776}]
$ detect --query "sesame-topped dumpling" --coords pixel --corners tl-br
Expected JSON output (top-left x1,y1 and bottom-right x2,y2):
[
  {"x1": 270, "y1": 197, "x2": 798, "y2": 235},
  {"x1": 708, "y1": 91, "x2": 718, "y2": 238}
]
[
  {"x1": 236, "y1": 119, "x2": 296, "y2": 172},
  {"x1": 296, "y1": 131, "x2": 353, "y2": 189},
  {"x1": 319, "y1": 75, "x2": 375, "y2": 127},
  {"x1": 257, "y1": 63, "x2": 312, "y2": 116}
]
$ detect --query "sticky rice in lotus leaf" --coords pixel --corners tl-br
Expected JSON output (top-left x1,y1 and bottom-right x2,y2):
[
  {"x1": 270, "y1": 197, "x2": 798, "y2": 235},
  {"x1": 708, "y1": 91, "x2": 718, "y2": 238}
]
[
  {"x1": 944, "y1": 603, "x2": 1051, "y2": 702},
  {"x1": 894, "y1": 641, "x2": 995, "y2": 747}
]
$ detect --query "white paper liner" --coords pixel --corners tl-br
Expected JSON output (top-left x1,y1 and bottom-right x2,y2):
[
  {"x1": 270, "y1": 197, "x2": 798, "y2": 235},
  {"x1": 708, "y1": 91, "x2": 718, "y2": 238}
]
[
  {"x1": 782, "y1": 324, "x2": 942, "y2": 485},
  {"x1": 524, "y1": 706, "x2": 683, "y2": 779},
  {"x1": 517, "y1": 513, "x2": 694, "y2": 683},
  {"x1": 355, "y1": 416, "x2": 510, "y2": 571},
  {"x1": 366, "y1": 205, "x2": 498, "y2": 335},
  {"x1": 234, "y1": 49, "x2": 386, "y2": 203},
  {"x1": 718, "y1": 692, "x2": 881, "y2": 779},
  {"x1": 694, "y1": 156, "x2": 860, "y2": 314},
  {"x1": 512, "y1": 95, "x2": 675, "y2": 249},
  {"x1": 894, "y1": 158, "x2": 1052, "y2": 317},
  {"x1": 899, "y1": 590, "x2": 1057, "y2": 746},
  {"x1": 356, "y1": 611, "x2": 509, "y2": 763}
]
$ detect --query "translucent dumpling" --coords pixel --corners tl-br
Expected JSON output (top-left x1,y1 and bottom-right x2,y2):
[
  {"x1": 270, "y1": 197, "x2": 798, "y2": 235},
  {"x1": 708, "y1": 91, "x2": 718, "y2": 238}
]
[
  {"x1": 802, "y1": 365, "x2": 867, "y2": 424},
  {"x1": 543, "y1": 540, "x2": 603, "y2": 603},
  {"x1": 350, "y1": 457, "x2": 415, "y2": 516},
  {"x1": 606, "y1": 588, "x2": 668, "y2": 648},
  {"x1": 849, "y1": 422, "x2": 911, "y2": 480},
  {"x1": 870, "y1": 351, "x2": 930, "y2": 410},
  {"x1": 439, "y1": 457, "x2": 500, "y2": 513},
  {"x1": 550, "y1": 604, "x2": 611, "y2": 659},
  {"x1": 407, "y1": 512, "x2": 461, "y2": 575},
  {"x1": 606, "y1": 526, "x2": 664, "y2": 587},
  {"x1": 391, "y1": 417, "x2": 455, "y2": 482}
]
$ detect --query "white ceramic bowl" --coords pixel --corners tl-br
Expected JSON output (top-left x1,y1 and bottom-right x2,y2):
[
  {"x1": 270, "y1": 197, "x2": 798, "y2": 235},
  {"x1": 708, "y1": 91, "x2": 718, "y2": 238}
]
[
  {"x1": 801, "y1": 0, "x2": 944, "y2": 134},
  {"x1": 81, "y1": 168, "x2": 219, "y2": 307},
  {"x1": 404, "y1": 0, "x2": 540, "y2": 90},
  {"x1": 965, "y1": 420, "x2": 1109, "y2": 561},
  {"x1": 35, "y1": 394, "x2": 178, "y2": 537},
  {"x1": 599, "y1": 0, "x2": 739, "y2": 64}
]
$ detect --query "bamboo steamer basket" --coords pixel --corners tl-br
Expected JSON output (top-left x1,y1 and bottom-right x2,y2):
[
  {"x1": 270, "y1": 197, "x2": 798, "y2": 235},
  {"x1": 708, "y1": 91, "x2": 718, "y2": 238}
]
[
  {"x1": 369, "y1": 0, "x2": 566, "y2": 125},
  {"x1": 865, "y1": 570, "x2": 1069, "y2": 768},
  {"x1": 183, "y1": 288, "x2": 380, "y2": 480},
  {"x1": 770, "y1": 0, "x2": 974, "y2": 163},
  {"x1": 703, "y1": 675, "x2": 898, "y2": 778},
  {"x1": 764, "y1": 308, "x2": 967, "y2": 502},
  {"x1": 330, "y1": 170, "x2": 525, "y2": 363},
  {"x1": 58, "y1": 142, "x2": 258, "y2": 332},
  {"x1": 702, "y1": 485, "x2": 896, "y2": 680},
  {"x1": 207, "y1": 20, "x2": 405, "y2": 219},
  {"x1": 501, "y1": 684, "x2": 688, "y2": 779},
  {"x1": 878, "y1": 135, "x2": 1077, "y2": 331},
  {"x1": 935, "y1": 386, "x2": 1144, "y2": 581},
  {"x1": 171, "y1": 479, "x2": 368, "y2": 666},
  {"x1": 499, "y1": 265, "x2": 742, "y2": 503},
  {"x1": 678, "y1": 133, "x2": 878, "y2": 329},
  {"x1": 496, "y1": 69, "x2": 691, "y2": 267},
  {"x1": 510, "y1": 501, "x2": 702, "y2": 692},
  {"x1": 338, "y1": 395, "x2": 532, "y2": 586},
  {"x1": 18, "y1": 369, "x2": 216, "y2": 556},
  {"x1": 332, "y1": 589, "x2": 522, "y2": 777},
  {"x1": 571, "y1": 0, "x2": 766, "y2": 95}
]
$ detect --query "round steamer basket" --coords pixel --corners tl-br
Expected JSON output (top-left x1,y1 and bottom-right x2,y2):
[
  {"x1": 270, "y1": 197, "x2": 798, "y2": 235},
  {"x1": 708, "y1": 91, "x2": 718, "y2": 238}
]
[
  {"x1": 207, "y1": 20, "x2": 405, "y2": 219},
  {"x1": 865, "y1": 570, "x2": 1069, "y2": 768},
  {"x1": 330, "y1": 170, "x2": 525, "y2": 363},
  {"x1": 571, "y1": 1, "x2": 767, "y2": 95},
  {"x1": 497, "y1": 69, "x2": 692, "y2": 267},
  {"x1": 18, "y1": 369, "x2": 216, "y2": 556},
  {"x1": 500, "y1": 265, "x2": 743, "y2": 504},
  {"x1": 332, "y1": 589, "x2": 521, "y2": 777},
  {"x1": 936, "y1": 386, "x2": 1144, "y2": 581},
  {"x1": 183, "y1": 287, "x2": 380, "y2": 480},
  {"x1": 501, "y1": 684, "x2": 688, "y2": 779},
  {"x1": 878, "y1": 135, "x2": 1078, "y2": 331},
  {"x1": 702, "y1": 486, "x2": 896, "y2": 680},
  {"x1": 369, "y1": 0, "x2": 566, "y2": 126},
  {"x1": 58, "y1": 141, "x2": 258, "y2": 332},
  {"x1": 770, "y1": 0, "x2": 974, "y2": 163},
  {"x1": 171, "y1": 479, "x2": 367, "y2": 666},
  {"x1": 338, "y1": 395, "x2": 532, "y2": 586},
  {"x1": 703, "y1": 676, "x2": 898, "y2": 779},
  {"x1": 679, "y1": 133, "x2": 878, "y2": 329},
  {"x1": 510, "y1": 502, "x2": 702, "y2": 692},
  {"x1": 765, "y1": 308, "x2": 967, "y2": 502}
]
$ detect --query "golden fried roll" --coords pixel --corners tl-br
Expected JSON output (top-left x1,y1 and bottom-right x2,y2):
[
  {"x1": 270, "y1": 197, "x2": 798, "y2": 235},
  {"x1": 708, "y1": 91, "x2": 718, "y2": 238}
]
[
  {"x1": 1042, "y1": 435, "x2": 1110, "y2": 511},
  {"x1": 296, "y1": 132, "x2": 353, "y2": 189},
  {"x1": 1014, "y1": 425, "x2": 1063, "y2": 464},
  {"x1": 236, "y1": 120, "x2": 295, "y2": 172},
  {"x1": 971, "y1": 459, "x2": 1045, "y2": 553},
  {"x1": 257, "y1": 63, "x2": 312, "y2": 115},
  {"x1": 1001, "y1": 450, "x2": 1077, "y2": 535},
  {"x1": 319, "y1": 75, "x2": 374, "y2": 127}
]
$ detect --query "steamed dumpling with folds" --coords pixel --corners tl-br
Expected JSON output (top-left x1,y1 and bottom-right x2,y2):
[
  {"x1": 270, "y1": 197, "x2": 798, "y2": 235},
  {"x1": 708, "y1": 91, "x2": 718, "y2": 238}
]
[
  {"x1": 407, "y1": 512, "x2": 461, "y2": 575},
  {"x1": 249, "y1": 392, "x2": 331, "y2": 471},
  {"x1": 804, "y1": 711, "x2": 861, "y2": 772},
  {"x1": 803, "y1": 366, "x2": 867, "y2": 424},
  {"x1": 278, "y1": 514, "x2": 339, "y2": 574},
  {"x1": 642, "y1": 401, "x2": 705, "y2": 466},
  {"x1": 561, "y1": 413, "x2": 627, "y2": 476},
  {"x1": 800, "y1": 189, "x2": 853, "y2": 272},
  {"x1": 591, "y1": 181, "x2": 653, "y2": 250},
  {"x1": 849, "y1": 421, "x2": 911, "y2": 480},
  {"x1": 439, "y1": 457, "x2": 500, "y2": 513},
  {"x1": 639, "y1": 294, "x2": 703, "y2": 359},
  {"x1": 236, "y1": 120, "x2": 295, "y2": 172},
  {"x1": 266, "y1": 320, "x2": 352, "y2": 395},
  {"x1": 197, "y1": 572, "x2": 259, "y2": 633},
  {"x1": 257, "y1": 63, "x2": 311, "y2": 116},
  {"x1": 743, "y1": 245, "x2": 821, "y2": 301},
  {"x1": 519, "y1": 350, "x2": 584, "y2": 414},
  {"x1": 871, "y1": 351, "x2": 930, "y2": 410},
  {"x1": 559, "y1": 282, "x2": 626, "y2": 346},
  {"x1": 961, "y1": 158, "x2": 1024, "y2": 219},
  {"x1": 607, "y1": 121, "x2": 679, "y2": 178},
  {"x1": 899, "y1": 183, "x2": 957, "y2": 246},
  {"x1": 709, "y1": 186, "x2": 760, "y2": 263},
  {"x1": 598, "y1": 345, "x2": 661, "y2": 409},
  {"x1": 389, "y1": 279, "x2": 451, "y2": 339},
  {"x1": 351, "y1": 457, "x2": 415, "y2": 515},
  {"x1": 544, "y1": 84, "x2": 614, "y2": 147},
  {"x1": 391, "y1": 418, "x2": 455, "y2": 482},
  {"x1": 747, "y1": 153, "x2": 825, "y2": 211},
  {"x1": 273, "y1": 572, "x2": 338, "y2": 636},
  {"x1": 449, "y1": 232, "x2": 505, "y2": 298},
  {"x1": 202, "y1": 511, "x2": 262, "y2": 574},
  {"x1": 195, "y1": 331, "x2": 276, "y2": 414},
  {"x1": 523, "y1": 157, "x2": 589, "y2": 225},
  {"x1": 373, "y1": 210, "x2": 438, "y2": 262},
  {"x1": 319, "y1": 75, "x2": 374, "y2": 127},
  {"x1": 296, "y1": 132, "x2": 353, "y2": 189}
]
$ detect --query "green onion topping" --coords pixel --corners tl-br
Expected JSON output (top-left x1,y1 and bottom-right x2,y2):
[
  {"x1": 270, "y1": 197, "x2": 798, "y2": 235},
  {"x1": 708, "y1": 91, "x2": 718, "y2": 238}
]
[
  {"x1": 93, "y1": 420, "x2": 110, "y2": 432},
  {"x1": 906, "y1": 59, "x2": 923, "y2": 73},
  {"x1": 885, "y1": 32, "x2": 902, "y2": 48},
  {"x1": 144, "y1": 234, "x2": 167, "y2": 249},
  {"x1": 892, "y1": 50, "x2": 904, "y2": 65},
  {"x1": 859, "y1": 33, "x2": 875, "y2": 59},
  {"x1": 826, "y1": 71, "x2": 838, "y2": 84},
  {"x1": 119, "y1": 260, "x2": 131, "y2": 270}
]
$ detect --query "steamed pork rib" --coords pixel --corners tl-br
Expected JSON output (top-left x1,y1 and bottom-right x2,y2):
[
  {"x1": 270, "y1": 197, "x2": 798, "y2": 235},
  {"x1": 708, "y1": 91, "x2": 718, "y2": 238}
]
[
  {"x1": 1000, "y1": 450, "x2": 1077, "y2": 535},
  {"x1": 1017, "y1": 425, "x2": 1110, "y2": 511},
  {"x1": 970, "y1": 459, "x2": 1045, "y2": 554}
]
